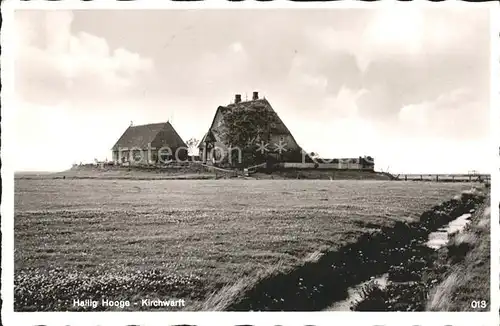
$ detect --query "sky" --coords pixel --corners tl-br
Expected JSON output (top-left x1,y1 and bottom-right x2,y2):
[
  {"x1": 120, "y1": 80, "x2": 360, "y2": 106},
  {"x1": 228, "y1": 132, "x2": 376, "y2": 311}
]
[{"x1": 13, "y1": 8, "x2": 491, "y2": 173}]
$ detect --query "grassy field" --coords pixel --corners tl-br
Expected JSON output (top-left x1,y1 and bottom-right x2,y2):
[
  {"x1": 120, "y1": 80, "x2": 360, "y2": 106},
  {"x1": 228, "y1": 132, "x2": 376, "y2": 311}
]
[
  {"x1": 15, "y1": 168, "x2": 216, "y2": 180},
  {"x1": 14, "y1": 179, "x2": 475, "y2": 311}
]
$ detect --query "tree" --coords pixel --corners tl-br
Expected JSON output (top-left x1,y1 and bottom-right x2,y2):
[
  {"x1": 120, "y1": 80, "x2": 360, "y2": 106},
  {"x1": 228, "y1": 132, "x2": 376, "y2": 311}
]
[
  {"x1": 185, "y1": 138, "x2": 200, "y2": 156},
  {"x1": 220, "y1": 106, "x2": 279, "y2": 166}
]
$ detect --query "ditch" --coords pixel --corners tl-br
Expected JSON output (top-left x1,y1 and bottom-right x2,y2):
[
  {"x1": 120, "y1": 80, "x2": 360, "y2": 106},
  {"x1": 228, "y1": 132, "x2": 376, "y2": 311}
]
[{"x1": 225, "y1": 189, "x2": 486, "y2": 311}]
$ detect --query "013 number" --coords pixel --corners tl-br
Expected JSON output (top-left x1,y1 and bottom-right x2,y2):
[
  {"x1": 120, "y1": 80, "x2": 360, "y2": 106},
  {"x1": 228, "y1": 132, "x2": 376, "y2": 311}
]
[{"x1": 470, "y1": 300, "x2": 488, "y2": 309}]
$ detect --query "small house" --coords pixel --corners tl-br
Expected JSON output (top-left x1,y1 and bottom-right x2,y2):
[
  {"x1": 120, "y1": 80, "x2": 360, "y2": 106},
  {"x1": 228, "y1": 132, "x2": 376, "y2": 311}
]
[{"x1": 111, "y1": 121, "x2": 188, "y2": 165}]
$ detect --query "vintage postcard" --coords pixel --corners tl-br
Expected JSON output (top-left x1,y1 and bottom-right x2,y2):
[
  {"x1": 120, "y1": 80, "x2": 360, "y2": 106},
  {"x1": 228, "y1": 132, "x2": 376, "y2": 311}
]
[{"x1": 1, "y1": 1, "x2": 498, "y2": 326}]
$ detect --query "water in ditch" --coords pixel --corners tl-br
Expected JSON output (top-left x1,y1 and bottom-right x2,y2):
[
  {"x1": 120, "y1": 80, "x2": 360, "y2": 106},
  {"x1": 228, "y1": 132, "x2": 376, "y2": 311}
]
[
  {"x1": 325, "y1": 210, "x2": 474, "y2": 311},
  {"x1": 325, "y1": 274, "x2": 389, "y2": 311},
  {"x1": 425, "y1": 212, "x2": 473, "y2": 250}
]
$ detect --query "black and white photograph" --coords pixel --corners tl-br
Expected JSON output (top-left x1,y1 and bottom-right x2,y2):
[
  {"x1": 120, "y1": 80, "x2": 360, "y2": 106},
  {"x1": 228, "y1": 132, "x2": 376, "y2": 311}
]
[{"x1": 6, "y1": 3, "x2": 494, "y2": 320}]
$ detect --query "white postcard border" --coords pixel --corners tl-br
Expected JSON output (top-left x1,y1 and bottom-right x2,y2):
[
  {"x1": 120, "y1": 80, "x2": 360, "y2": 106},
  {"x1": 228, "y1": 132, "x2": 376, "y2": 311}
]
[{"x1": 1, "y1": 1, "x2": 498, "y2": 325}]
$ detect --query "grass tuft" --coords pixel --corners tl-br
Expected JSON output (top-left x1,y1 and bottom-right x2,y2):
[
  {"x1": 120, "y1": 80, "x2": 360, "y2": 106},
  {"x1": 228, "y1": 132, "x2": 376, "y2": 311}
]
[
  {"x1": 199, "y1": 277, "x2": 255, "y2": 311},
  {"x1": 426, "y1": 271, "x2": 465, "y2": 311},
  {"x1": 350, "y1": 280, "x2": 388, "y2": 311}
]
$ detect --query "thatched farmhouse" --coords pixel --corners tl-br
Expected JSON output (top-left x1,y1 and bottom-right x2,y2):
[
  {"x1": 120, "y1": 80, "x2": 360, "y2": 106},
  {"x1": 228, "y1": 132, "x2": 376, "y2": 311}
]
[
  {"x1": 199, "y1": 92, "x2": 305, "y2": 167},
  {"x1": 112, "y1": 122, "x2": 188, "y2": 165},
  {"x1": 108, "y1": 92, "x2": 375, "y2": 172}
]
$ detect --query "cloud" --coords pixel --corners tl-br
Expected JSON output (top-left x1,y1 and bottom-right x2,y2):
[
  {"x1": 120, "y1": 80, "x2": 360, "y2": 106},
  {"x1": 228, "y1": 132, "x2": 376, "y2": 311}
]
[
  {"x1": 398, "y1": 88, "x2": 488, "y2": 140},
  {"x1": 229, "y1": 42, "x2": 244, "y2": 53},
  {"x1": 15, "y1": 99, "x2": 140, "y2": 171},
  {"x1": 12, "y1": 9, "x2": 490, "y2": 173},
  {"x1": 322, "y1": 86, "x2": 366, "y2": 119},
  {"x1": 15, "y1": 10, "x2": 154, "y2": 107},
  {"x1": 311, "y1": 8, "x2": 486, "y2": 73},
  {"x1": 358, "y1": 7, "x2": 426, "y2": 70},
  {"x1": 305, "y1": 8, "x2": 489, "y2": 123}
]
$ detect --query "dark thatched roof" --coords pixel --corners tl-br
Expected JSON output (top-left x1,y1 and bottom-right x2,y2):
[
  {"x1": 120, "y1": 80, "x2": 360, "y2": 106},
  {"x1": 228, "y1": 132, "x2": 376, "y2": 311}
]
[
  {"x1": 112, "y1": 122, "x2": 187, "y2": 150},
  {"x1": 199, "y1": 98, "x2": 294, "y2": 147},
  {"x1": 221, "y1": 98, "x2": 291, "y2": 134}
]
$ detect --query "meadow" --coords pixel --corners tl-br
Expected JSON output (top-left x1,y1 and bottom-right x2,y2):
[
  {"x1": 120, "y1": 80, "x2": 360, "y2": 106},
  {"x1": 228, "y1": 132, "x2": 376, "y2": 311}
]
[{"x1": 14, "y1": 179, "x2": 475, "y2": 311}]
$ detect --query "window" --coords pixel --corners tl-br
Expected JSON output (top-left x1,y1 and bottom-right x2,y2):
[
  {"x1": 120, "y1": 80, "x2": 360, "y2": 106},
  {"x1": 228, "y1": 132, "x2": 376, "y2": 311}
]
[
  {"x1": 133, "y1": 150, "x2": 143, "y2": 160},
  {"x1": 160, "y1": 153, "x2": 172, "y2": 161}
]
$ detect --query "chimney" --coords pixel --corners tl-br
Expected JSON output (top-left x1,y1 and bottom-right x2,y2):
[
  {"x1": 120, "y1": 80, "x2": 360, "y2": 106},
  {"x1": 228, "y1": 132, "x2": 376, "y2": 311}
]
[
  {"x1": 235, "y1": 94, "x2": 242, "y2": 104},
  {"x1": 252, "y1": 91, "x2": 259, "y2": 100}
]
